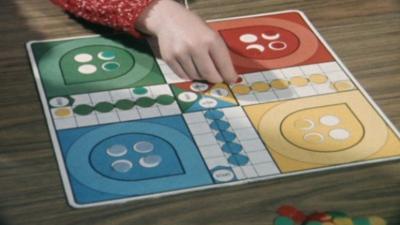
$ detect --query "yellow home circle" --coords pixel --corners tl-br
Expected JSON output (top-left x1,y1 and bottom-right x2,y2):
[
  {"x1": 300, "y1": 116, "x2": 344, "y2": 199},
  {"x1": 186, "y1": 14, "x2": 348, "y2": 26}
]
[
  {"x1": 270, "y1": 79, "x2": 290, "y2": 89},
  {"x1": 309, "y1": 73, "x2": 328, "y2": 84},
  {"x1": 231, "y1": 84, "x2": 251, "y2": 95},
  {"x1": 255, "y1": 91, "x2": 388, "y2": 165},
  {"x1": 290, "y1": 76, "x2": 309, "y2": 87},
  {"x1": 54, "y1": 107, "x2": 72, "y2": 117},
  {"x1": 251, "y1": 81, "x2": 270, "y2": 92},
  {"x1": 281, "y1": 104, "x2": 364, "y2": 152}
]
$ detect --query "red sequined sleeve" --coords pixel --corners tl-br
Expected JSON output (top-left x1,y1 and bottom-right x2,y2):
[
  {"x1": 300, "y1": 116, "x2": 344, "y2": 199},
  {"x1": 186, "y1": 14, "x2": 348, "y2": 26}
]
[{"x1": 51, "y1": 0, "x2": 153, "y2": 37}]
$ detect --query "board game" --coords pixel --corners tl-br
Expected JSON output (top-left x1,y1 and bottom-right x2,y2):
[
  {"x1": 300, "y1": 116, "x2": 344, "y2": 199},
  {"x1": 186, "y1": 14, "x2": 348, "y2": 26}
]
[{"x1": 26, "y1": 10, "x2": 400, "y2": 208}]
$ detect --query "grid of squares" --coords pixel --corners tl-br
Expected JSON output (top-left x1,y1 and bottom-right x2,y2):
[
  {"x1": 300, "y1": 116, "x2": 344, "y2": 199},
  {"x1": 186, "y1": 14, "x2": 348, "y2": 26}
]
[
  {"x1": 49, "y1": 60, "x2": 352, "y2": 179},
  {"x1": 156, "y1": 59, "x2": 354, "y2": 107},
  {"x1": 183, "y1": 107, "x2": 280, "y2": 182},
  {"x1": 230, "y1": 62, "x2": 355, "y2": 105},
  {"x1": 51, "y1": 84, "x2": 181, "y2": 130}
]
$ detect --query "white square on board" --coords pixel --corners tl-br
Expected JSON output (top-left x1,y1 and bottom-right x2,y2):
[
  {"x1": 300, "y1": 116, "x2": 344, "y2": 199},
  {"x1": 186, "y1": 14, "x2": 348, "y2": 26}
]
[
  {"x1": 188, "y1": 122, "x2": 212, "y2": 135},
  {"x1": 241, "y1": 165, "x2": 258, "y2": 178},
  {"x1": 300, "y1": 64, "x2": 322, "y2": 75},
  {"x1": 71, "y1": 94, "x2": 91, "y2": 105},
  {"x1": 274, "y1": 88, "x2": 297, "y2": 100},
  {"x1": 243, "y1": 72, "x2": 266, "y2": 83},
  {"x1": 137, "y1": 107, "x2": 161, "y2": 119},
  {"x1": 54, "y1": 117, "x2": 77, "y2": 130},
  {"x1": 149, "y1": 84, "x2": 172, "y2": 95},
  {"x1": 96, "y1": 111, "x2": 119, "y2": 124},
  {"x1": 326, "y1": 71, "x2": 349, "y2": 82},
  {"x1": 235, "y1": 127, "x2": 259, "y2": 141},
  {"x1": 241, "y1": 139, "x2": 266, "y2": 152},
  {"x1": 117, "y1": 109, "x2": 140, "y2": 121},
  {"x1": 76, "y1": 114, "x2": 98, "y2": 127},
  {"x1": 222, "y1": 107, "x2": 246, "y2": 119},
  {"x1": 254, "y1": 163, "x2": 280, "y2": 176},
  {"x1": 159, "y1": 104, "x2": 181, "y2": 116},
  {"x1": 199, "y1": 145, "x2": 224, "y2": 158},
  {"x1": 206, "y1": 157, "x2": 230, "y2": 169},
  {"x1": 193, "y1": 133, "x2": 218, "y2": 146},
  {"x1": 236, "y1": 94, "x2": 258, "y2": 106},
  {"x1": 319, "y1": 62, "x2": 341, "y2": 73},
  {"x1": 313, "y1": 82, "x2": 335, "y2": 94},
  {"x1": 183, "y1": 112, "x2": 206, "y2": 124},
  {"x1": 281, "y1": 67, "x2": 304, "y2": 78},
  {"x1": 263, "y1": 69, "x2": 285, "y2": 81},
  {"x1": 232, "y1": 167, "x2": 245, "y2": 180},
  {"x1": 247, "y1": 151, "x2": 272, "y2": 164},
  {"x1": 293, "y1": 85, "x2": 317, "y2": 97},
  {"x1": 90, "y1": 91, "x2": 112, "y2": 103},
  {"x1": 110, "y1": 89, "x2": 132, "y2": 100},
  {"x1": 254, "y1": 91, "x2": 278, "y2": 103},
  {"x1": 228, "y1": 117, "x2": 252, "y2": 130}
]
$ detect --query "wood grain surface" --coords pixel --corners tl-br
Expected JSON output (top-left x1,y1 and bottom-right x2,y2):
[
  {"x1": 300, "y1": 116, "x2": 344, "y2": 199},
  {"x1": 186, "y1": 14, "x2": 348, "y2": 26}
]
[{"x1": 0, "y1": 0, "x2": 399, "y2": 224}]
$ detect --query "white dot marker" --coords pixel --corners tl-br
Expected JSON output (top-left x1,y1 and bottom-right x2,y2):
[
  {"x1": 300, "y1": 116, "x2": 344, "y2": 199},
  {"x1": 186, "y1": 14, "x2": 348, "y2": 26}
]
[
  {"x1": 133, "y1": 141, "x2": 154, "y2": 153},
  {"x1": 261, "y1": 32, "x2": 280, "y2": 40},
  {"x1": 320, "y1": 115, "x2": 340, "y2": 126},
  {"x1": 178, "y1": 92, "x2": 198, "y2": 103},
  {"x1": 246, "y1": 44, "x2": 265, "y2": 52},
  {"x1": 212, "y1": 169, "x2": 235, "y2": 182},
  {"x1": 199, "y1": 97, "x2": 218, "y2": 108},
  {"x1": 239, "y1": 34, "x2": 258, "y2": 43},
  {"x1": 74, "y1": 53, "x2": 93, "y2": 63},
  {"x1": 304, "y1": 132, "x2": 325, "y2": 144},
  {"x1": 97, "y1": 51, "x2": 116, "y2": 60},
  {"x1": 49, "y1": 97, "x2": 69, "y2": 108},
  {"x1": 106, "y1": 145, "x2": 128, "y2": 157},
  {"x1": 268, "y1": 41, "x2": 287, "y2": 51},
  {"x1": 78, "y1": 64, "x2": 97, "y2": 75},
  {"x1": 139, "y1": 155, "x2": 162, "y2": 168},
  {"x1": 190, "y1": 82, "x2": 209, "y2": 92},
  {"x1": 210, "y1": 88, "x2": 229, "y2": 97},
  {"x1": 111, "y1": 160, "x2": 133, "y2": 173},
  {"x1": 294, "y1": 119, "x2": 315, "y2": 130},
  {"x1": 329, "y1": 128, "x2": 350, "y2": 140}
]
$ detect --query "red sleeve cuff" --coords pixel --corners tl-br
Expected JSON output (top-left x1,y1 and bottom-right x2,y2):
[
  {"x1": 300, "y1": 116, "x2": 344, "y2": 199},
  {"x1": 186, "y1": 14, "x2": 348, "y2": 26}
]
[{"x1": 51, "y1": 0, "x2": 153, "y2": 38}]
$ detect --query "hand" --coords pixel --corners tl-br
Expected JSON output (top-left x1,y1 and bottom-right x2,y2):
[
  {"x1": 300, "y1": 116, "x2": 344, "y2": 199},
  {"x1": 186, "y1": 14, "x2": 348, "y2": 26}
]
[{"x1": 136, "y1": 0, "x2": 238, "y2": 83}]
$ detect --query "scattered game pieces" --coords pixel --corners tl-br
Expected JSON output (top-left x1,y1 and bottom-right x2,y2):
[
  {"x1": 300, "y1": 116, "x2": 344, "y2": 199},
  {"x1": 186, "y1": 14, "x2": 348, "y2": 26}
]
[
  {"x1": 274, "y1": 205, "x2": 387, "y2": 225},
  {"x1": 277, "y1": 205, "x2": 299, "y2": 217},
  {"x1": 307, "y1": 212, "x2": 332, "y2": 222},
  {"x1": 327, "y1": 211, "x2": 348, "y2": 219},
  {"x1": 27, "y1": 10, "x2": 400, "y2": 207},
  {"x1": 274, "y1": 216, "x2": 295, "y2": 225},
  {"x1": 277, "y1": 205, "x2": 307, "y2": 224}
]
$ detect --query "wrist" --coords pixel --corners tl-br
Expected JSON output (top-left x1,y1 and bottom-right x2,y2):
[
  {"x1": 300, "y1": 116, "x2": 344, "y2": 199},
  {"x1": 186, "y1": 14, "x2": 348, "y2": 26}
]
[{"x1": 136, "y1": 0, "x2": 179, "y2": 36}]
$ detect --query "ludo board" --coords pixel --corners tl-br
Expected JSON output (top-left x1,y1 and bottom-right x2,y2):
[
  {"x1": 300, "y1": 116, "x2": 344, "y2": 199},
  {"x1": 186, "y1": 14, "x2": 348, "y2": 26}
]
[{"x1": 26, "y1": 10, "x2": 400, "y2": 208}]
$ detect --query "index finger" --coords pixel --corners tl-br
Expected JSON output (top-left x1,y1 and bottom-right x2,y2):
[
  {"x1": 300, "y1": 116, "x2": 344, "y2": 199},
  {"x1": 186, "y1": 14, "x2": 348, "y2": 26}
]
[{"x1": 209, "y1": 36, "x2": 238, "y2": 84}]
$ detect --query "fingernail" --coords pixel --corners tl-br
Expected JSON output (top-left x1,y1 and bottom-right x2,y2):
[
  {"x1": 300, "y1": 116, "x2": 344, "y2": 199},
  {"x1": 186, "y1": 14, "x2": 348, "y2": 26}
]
[{"x1": 235, "y1": 77, "x2": 243, "y2": 83}]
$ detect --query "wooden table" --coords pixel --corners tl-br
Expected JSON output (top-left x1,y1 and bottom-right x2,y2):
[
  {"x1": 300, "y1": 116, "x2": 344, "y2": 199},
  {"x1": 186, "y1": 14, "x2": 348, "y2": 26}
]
[{"x1": 1, "y1": 0, "x2": 399, "y2": 224}]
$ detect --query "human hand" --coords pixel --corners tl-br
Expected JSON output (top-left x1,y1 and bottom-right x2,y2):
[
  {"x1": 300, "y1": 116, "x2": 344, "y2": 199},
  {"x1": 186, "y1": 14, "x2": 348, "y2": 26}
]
[{"x1": 136, "y1": 0, "x2": 238, "y2": 83}]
